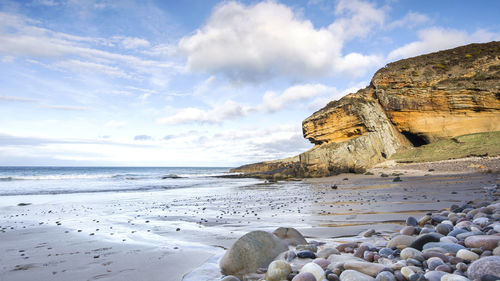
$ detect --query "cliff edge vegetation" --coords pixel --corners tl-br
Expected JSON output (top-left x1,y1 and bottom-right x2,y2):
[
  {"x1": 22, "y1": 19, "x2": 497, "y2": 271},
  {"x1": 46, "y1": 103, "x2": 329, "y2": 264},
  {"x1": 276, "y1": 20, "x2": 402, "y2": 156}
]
[{"x1": 232, "y1": 41, "x2": 500, "y2": 179}]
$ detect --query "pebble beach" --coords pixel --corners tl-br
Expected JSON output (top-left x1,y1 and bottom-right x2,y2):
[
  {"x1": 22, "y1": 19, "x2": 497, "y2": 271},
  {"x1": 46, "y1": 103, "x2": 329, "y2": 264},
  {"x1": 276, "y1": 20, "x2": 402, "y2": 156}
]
[{"x1": 0, "y1": 157, "x2": 499, "y2": 281}]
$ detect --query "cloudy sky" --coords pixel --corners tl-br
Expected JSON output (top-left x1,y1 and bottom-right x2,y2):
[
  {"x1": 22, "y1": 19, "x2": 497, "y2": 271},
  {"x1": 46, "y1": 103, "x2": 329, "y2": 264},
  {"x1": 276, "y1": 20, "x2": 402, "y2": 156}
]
[{"x1": 0, "y1": 0, "x2": 499, "y2": 166}]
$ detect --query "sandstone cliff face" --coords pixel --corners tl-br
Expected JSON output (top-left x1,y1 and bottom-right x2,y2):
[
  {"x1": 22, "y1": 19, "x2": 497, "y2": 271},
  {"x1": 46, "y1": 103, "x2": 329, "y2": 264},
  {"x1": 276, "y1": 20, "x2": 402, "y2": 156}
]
[{"x1": 232, "y1": 42, "x2": 500, "y2": 178}]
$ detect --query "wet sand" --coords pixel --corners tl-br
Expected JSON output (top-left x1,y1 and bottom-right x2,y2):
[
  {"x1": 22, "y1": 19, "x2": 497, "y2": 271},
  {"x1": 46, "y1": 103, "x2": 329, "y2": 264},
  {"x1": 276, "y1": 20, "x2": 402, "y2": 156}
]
[{"x1": 0, "y1": 157, "x2": 498, "y2": 280}]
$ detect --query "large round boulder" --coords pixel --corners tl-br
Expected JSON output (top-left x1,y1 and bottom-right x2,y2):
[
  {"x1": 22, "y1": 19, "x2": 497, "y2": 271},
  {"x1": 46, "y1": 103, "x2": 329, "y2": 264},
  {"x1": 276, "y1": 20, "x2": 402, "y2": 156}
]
[
  {"x1": 220, "y1": 230, "x2": 289, "y2": 278},
  {"x1": 467, "y1": 256, "x2": 500, "y2": 280},
  {"x1": 273, "y1": 227, "x2": 308, "y2": 246}
]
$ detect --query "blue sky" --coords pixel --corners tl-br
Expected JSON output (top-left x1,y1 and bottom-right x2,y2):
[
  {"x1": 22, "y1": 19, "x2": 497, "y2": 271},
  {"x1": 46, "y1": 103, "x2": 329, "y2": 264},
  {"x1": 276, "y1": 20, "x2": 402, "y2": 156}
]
[{"x1": 0, "y1": 0, "x2": 499, "y2": 166}]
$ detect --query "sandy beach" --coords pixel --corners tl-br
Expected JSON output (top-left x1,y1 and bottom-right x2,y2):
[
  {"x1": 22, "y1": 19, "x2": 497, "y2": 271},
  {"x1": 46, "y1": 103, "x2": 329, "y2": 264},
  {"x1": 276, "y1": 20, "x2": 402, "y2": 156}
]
[{"x1": 0, "y1": 157, "x2": 498, "y2": 281}]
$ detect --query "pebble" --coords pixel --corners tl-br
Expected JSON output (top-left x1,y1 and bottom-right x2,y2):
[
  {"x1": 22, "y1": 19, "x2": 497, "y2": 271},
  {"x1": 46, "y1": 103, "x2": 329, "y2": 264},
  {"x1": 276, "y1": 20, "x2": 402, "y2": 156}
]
[
  {"x1": 343, "y1": 261, "x2": 386, "y2": 277},
  {"x1": 312, "y1": 258, "x2": 330, "y2": 270},
  {"x1": 406, "y1": 217, "x2": 418, "y2": 226},
  {"x1": 422, "y1": 242, "x2": 465, "y2": 254},
  {"x1": 400, "y1": 267, "x2": 414, "y2": 280},
  {"x1": 291, "y1": 272, "x2": 316, "y2": 281},
  {"x1": 465, "y1": 235, "x2": 500, "y2": 251},
  {"x1": 410, "y1": 233, "x2": 442, "y2": 250},
  {"x1": 436, "y1": 223, "x2": 454, "y2": 235},
  {"x1": 440, "y1": 274, "x2": 471, "y2": 281},
  {"x1": 297, "y1": 250, "x2": 316, "y2": 259},
  {"x1": 266, "y1": 260, "x2": 292, "y2": 281},
  {"x1": 387, "y1": 235, "x2": 416, "y2": 249},
  {"x1": 300, "y1": 262, "x2": 325, "y2": 281},
  {"x1": 467, "y1": 256, "x2": 500, "y2": 280},
  {"x1": 456, "y1": 249, "x2": 480, "y2": 261},
  {"x1": 400, "y1": 248, "x2": 424, "y2": 261},
  {"x1": 317, "y1": 248, "x2": 340, "y2": 259},
  {"x1": 339, "y1": 269, "x2": 375, "y2": 281},
  {"x1": 424, "y1": 270, "x2": 447, "y2": 281},
  {"x1": 376, "y1": 271, "x2": 396, "y2": 281}
]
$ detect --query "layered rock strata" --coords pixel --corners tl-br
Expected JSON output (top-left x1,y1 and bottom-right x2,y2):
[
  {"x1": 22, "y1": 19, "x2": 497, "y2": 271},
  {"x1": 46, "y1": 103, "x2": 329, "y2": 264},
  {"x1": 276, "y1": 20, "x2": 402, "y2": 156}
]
[{"x1": 232, "y1": 42, "x2": 500, "y2": 178}]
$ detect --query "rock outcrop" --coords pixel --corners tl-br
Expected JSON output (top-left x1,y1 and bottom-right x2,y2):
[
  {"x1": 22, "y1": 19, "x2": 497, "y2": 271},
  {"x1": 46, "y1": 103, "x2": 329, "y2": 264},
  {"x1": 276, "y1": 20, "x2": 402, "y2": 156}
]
[{"x1": 232, "y1": 42, "x2": 500, "y2": 178}]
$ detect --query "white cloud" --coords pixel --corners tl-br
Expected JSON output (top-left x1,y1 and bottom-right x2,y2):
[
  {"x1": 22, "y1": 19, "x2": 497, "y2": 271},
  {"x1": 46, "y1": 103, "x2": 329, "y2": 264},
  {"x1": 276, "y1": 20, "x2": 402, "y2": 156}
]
[
  {"x1": 334, "y1": 52, "x2": 383, "y2": 77},
  {"x1": 388, "y1": 27, "x2": 500, "y2": 60},
  {"x1": 179, "y1": 1, "x2": 386, "y2": 82},
  {"x1": 388, "y1": 11, "x2": 430, "y2": 29},
  {"x1": 105, "y1": 120, "x2": 126, "y2": 128},
  {"x1": 39, "y1": 104, "x2": 88, "y2": 111},
  {"x1": 0, "y1": 12, "x2": 178, "y2": 77},
  {"x1": 114, "y1": 36, "x2": 151, "y2": 49},
  {"x1": 179, "y1": 1, "x2": 340, "y2": 82},
  {"x1": 54, "y1": 59, "x2": 132, "y2": 78},
  {"x1": 260, "y1": 83, "x2": 337, "y2": 113},
  {"x1": 157, "y1": 100, "x2": 250, "y2": 125},
  {"x1": 329, "y1": 0, "x2": 386, "y2": 41},
  {"x1": 0, "y1": 94, "x2": 39, "y2": 103}
]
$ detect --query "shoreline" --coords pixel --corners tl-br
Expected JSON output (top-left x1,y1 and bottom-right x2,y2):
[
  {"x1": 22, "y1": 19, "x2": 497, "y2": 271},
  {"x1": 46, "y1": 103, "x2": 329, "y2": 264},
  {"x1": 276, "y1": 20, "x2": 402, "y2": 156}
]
[{"x1": 0, "y1": 157, "x2": 498, "y2": 280}]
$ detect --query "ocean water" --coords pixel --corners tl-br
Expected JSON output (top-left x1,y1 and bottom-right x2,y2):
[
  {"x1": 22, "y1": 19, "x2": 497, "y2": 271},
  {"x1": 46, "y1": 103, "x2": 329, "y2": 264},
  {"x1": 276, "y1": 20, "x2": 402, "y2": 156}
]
[{"x1": 0, "y1": 166, "x2": 248, "y2": 196}]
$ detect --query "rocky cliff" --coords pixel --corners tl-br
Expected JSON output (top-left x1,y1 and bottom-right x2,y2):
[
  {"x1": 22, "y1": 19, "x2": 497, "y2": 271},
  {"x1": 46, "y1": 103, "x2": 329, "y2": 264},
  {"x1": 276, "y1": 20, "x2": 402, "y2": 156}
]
[{"x1": 232, "y1": 41, "x2": 500, "y2": 178}]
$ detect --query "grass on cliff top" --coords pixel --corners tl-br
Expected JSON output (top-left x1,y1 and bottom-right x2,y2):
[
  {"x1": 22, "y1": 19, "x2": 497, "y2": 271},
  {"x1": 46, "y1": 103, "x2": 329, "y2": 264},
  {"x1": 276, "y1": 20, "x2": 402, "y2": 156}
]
[{"x1": 391, "y1": 131, "x2": 500, "y2": 163}]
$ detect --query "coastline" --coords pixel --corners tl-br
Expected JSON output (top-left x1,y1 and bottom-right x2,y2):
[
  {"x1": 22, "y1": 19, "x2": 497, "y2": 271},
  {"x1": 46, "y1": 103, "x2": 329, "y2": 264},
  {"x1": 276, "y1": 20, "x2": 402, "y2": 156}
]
[{"x1": 0, "y1": 157, "x2": 498, "y2": 280}]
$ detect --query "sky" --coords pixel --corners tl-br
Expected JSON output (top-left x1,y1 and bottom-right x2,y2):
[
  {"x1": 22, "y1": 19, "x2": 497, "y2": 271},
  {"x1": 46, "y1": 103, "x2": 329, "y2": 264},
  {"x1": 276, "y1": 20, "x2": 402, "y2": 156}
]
[{"x1": 0, "y1": 0, "x2": 499, "y2": 167}]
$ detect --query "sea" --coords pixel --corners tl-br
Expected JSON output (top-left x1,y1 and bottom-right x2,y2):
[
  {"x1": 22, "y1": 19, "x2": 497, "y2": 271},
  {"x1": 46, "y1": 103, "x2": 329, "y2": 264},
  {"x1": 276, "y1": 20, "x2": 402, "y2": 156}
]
[{"x1": 0, "y1": 166, "x2": 252, "y2": 196}]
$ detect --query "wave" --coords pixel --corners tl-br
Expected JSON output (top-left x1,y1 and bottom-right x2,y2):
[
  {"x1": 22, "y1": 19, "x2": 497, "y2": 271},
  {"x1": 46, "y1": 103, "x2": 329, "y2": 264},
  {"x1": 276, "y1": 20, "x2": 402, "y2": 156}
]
[
  {"x1": 0, "y1": 184, "x2": 200, "y2": 196},
  {"x1": 0, "y1": 174, "x2": 119, "y2": 181}
]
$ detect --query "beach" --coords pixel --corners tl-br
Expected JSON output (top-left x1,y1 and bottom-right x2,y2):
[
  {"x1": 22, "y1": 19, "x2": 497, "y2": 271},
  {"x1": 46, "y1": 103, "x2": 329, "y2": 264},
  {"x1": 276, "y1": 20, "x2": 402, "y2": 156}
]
[{"x1": 0, "y1": 158, "x2": 499, "y2": 281}]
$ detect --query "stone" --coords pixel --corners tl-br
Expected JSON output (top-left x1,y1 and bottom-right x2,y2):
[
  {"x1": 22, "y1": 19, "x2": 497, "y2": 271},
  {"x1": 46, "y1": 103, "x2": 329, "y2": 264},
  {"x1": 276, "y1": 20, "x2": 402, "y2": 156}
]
[
  {"x1": 362, "y1": 229, "x2": 377, "y2": 237},
  {"x1": 327, "y1": 273, "x2": 340, "y2": 281},
  {"x1": 313, "y1": 258, "x2": 330, "y2": 270},
  {"x1": 406, "y1": 217, "x2": 418, "y2": 226},
  {"x1": 422, "y1": 242, "x2": 465, "y2": 254},
  {"x1": 493, "y1": 246, "x2": 500, "y2": 256},
  {"x1": 379, "y1": 248, "x2": 394, "y2": 257},
  {"x1": 467, "y1": 256, "x2": 500, "y2": 280},
  {"x1": 440, "y1": 274, "x2": 471, "y2": 281},
  {"x1": 337, "y1": 242, "x2": 357, "y2": 252},
  {"x1": 480, "y1": 274, "x2": 500, "y2": 281},
  {"x1": 285, "y1": 250, "x2": 297, "y2": 262},
  {"x1": 400, "y1": 248, "x2": 424, "y2": 261},
  {"x1": 465, "y1": 235, "x2": 500, "y2": 251},
  {"x1": 400, "y1": 267, "x2": 414, "y2": 280},
  {"x1": 317, "y1": 248, "x2": 340, "y2": 259},
  {"x1": 297, "y1": 251, "x2": 316, "y2": 259},
  {"x1": 424, "y1": 270, "x2": 447, "y2": 281},
  {"x1": 456, "y1": 249, "x2": 480, "y2": 261},
  {"x1": 266, "y1": 260, "x2": 292, "y2": 281},
  {"x1": 273, "y1": 227, "x2": 308, "y2": 246},
  {"x1": 300, "y1": 262, "x2": 325, "y2": 281},
  {"x1": 355, "y1": 245, "x2": 370, "y2": 258},
  {"x1": 410, "y1": 233, "x2": 442, "y2": 250},
  {"x1": 400, "y1": 226, "x2": 417, "y2": 235},
  {"x1": 456, "y1": 232, "x2": 483, "y2": 241},
  {"x1": 291, "y1": 272, "x2": 316, "y2": 281},
  {"x1": 441, "y1": 236, "x2": 458, "y2": 244},
  {"x1": 387, "y1": 235, "x2": 417, "y2": 249},
  {"x1": 427, "y1": 257, "x2": 445, "y2": 270},
  {"x1": 297, "y1": 244, "x2": 318, "y2": 253},
  {"x1": 220, "y1": 231, "x2": 289, "y2": 278},
  {"x1": 418, "y1": 215, "x2": 432, "y2": 226},
  {"x1": 343, "y1": 261, "x2": 386, "y2": 277},
  {"x1": 435, "y1": 264, "x2": 452, "y2": 273},
  {"x1": 448, "y1": 229, "x2": 468, "y2": 237},
  {"x1": 339, "y1": 270, "x2": 376, "y2": 281},
  {"x1": 376, "y1": 271, "x2": 396, "y2": 281},
  {"x1": 436, "y1": 224, "x2": 454, "y2": 235}
]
